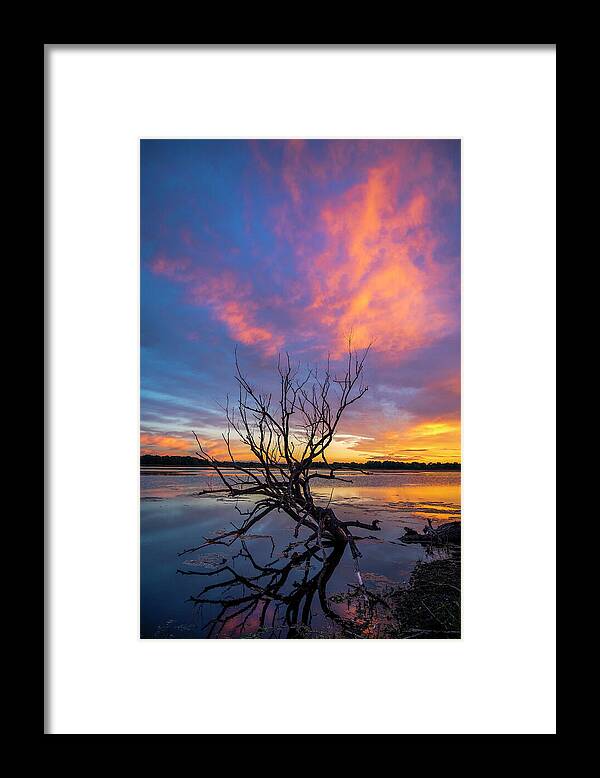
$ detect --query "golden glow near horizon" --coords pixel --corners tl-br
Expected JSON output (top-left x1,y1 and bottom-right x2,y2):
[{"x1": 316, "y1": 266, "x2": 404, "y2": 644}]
[{"x1": 140, "y1": 414, "x2": 461, "y2": 464}]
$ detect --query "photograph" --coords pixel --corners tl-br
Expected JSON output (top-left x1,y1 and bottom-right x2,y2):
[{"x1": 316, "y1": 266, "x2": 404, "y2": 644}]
[{"x1": 140, "y1": 139, "x2": 461, "y2": 639}]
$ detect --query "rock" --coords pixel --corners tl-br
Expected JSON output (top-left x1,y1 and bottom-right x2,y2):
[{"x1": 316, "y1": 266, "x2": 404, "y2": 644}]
[{"x1": 401, "y1": 521, "x2": 461, "y2": 545}]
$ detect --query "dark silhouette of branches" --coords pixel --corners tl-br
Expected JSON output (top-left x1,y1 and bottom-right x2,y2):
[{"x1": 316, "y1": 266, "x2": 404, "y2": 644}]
[
  {"x1": 179, "y1": 341, "x2": 381, "y2": 613},
  {"x1": 177, "y1": 537, "x2": 382, "y2": 638}
]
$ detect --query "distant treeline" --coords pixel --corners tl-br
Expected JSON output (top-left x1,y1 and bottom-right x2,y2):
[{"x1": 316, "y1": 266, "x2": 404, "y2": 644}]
[{"x1": 140, "y1": 454, "x2": 460, "y2": 471}]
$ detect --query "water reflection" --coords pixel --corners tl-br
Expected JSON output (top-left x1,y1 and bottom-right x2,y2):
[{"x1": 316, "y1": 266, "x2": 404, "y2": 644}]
[
  {"x1": 141, "y1": 469, "x2": 461, "y2": 638},
  {"x1": 177, "y1": 538, "x2": 361, "y2": 638}
]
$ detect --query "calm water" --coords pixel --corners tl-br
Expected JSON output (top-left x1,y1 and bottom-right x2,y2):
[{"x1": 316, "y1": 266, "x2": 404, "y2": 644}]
[{"x1": 140, "y1": 468, "x2": 461, "y2": 638}]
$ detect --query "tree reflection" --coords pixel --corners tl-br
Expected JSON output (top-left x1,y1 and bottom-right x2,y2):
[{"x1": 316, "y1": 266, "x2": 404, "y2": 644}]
[{"x1": 177, "y1": 534, "x2": 383, "y2": 638}]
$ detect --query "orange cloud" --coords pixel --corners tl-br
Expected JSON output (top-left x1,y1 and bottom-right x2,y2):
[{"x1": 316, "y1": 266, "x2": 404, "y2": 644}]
[
  {"x1": 316, "y1": 406, "x2": 461, "y2": 463},
  {"x1": 189, "y1": 272, "x2": 281, "y2": 353},
  {"x1": 140, "y1": 433, "x2": 193, "y2": 455},
  {"x1": 141, "y1": 430, "x2": 257, "y2": 460},
  {"x1": 150, "y1": 259, "x2": 282, "y2": 356},
  {"x1": 404, "y1": 418, "x2": 460, "y2": 441},
  {"x1": 305, "y1": 157, "x2": 457, "y2": 358}
]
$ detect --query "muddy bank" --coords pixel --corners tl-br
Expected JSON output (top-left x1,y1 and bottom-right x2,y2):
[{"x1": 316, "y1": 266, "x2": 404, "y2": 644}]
[{"x1": 381, "y1": 554, "x2": 461, "y2": 638}]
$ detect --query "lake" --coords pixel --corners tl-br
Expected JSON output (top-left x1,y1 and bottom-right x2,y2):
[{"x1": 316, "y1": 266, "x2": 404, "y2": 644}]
[{"x1": 140, "y1": 468, "x2": 461, "y2": 638}]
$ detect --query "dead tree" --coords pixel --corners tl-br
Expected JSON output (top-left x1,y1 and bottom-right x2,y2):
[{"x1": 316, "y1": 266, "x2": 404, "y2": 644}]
[{"x1": 181, "y1": 342, "x2": 381, "y2": 573}]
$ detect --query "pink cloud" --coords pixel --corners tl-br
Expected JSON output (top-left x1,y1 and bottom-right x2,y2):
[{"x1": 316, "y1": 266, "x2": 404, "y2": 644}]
[{"x1": 150, "y1": 258, "x2": 283, "y2": 356}]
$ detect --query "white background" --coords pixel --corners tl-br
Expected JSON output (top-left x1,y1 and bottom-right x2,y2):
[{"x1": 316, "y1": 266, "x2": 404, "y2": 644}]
[{"x1": 47, "y1": 45, "x2": 556, "y2": 735}]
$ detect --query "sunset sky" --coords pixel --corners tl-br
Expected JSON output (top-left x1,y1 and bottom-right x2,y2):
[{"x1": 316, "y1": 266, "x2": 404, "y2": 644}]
[{"x1": 141, "y1": 139, "x2": 460, "y2": 463}]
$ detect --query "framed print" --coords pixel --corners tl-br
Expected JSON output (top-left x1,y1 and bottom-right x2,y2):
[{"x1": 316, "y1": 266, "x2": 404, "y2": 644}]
[{"x1": 46, "y1": 44, "x2": 556, "y2": 735}]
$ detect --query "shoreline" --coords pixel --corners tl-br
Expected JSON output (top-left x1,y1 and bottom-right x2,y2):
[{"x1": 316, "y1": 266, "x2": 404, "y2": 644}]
[
  {"x1": 140, "y1": 461, "x2": 460, "y2": 473},
  {"x1": 140, "y1": 466, "x2": 462, "y2": 473}
]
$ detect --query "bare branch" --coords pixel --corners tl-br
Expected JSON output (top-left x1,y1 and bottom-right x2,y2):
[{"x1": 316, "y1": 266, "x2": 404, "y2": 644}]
[{"x1": 186, "y1": 343, "x2": 379, "y2": 610}]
